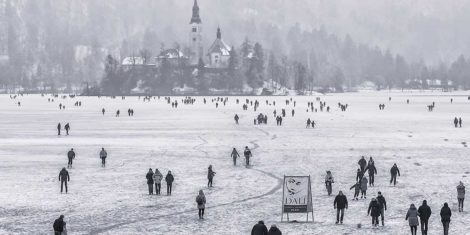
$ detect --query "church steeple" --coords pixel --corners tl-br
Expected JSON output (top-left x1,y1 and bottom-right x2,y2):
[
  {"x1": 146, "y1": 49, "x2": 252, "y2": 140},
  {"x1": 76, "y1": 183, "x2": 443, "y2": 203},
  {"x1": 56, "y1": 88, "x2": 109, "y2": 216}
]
[
  {"x1": 190, "y1": 0, "x2": 201, "y2": 24},
  {"x1": 216, "y1": 27, "x2": 221, "y2": 39}
]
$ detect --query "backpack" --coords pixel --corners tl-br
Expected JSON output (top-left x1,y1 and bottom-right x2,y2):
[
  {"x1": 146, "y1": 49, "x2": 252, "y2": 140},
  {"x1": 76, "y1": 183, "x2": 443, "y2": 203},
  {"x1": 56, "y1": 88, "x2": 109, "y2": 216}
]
[{"x1": 196, "y1": 196, "x2": 203, "y2": 205}]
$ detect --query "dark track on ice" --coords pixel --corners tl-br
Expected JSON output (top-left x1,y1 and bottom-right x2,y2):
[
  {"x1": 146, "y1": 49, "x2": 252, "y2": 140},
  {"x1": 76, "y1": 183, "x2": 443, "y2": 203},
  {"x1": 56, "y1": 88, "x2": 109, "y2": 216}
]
[{"x1": 88, "y1": 128, "x2": 282, "y2": 234}]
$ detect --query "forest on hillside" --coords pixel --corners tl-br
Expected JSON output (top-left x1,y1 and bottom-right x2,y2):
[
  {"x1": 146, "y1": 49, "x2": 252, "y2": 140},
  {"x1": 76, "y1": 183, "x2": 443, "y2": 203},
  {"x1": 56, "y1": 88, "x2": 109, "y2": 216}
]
[{"x1": 1, "y1": 0, "x2": 470, "y2": 94}]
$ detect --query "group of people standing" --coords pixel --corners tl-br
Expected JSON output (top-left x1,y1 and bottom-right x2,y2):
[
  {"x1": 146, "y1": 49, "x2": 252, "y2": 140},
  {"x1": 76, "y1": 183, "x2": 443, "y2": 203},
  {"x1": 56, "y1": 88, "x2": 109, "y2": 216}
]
[
  {"x1": 57, "y1": 123, "x2": 71, "y2": 136},
  {"x1": 146, "y1": 168, "x2": 174, "y2": 195},
  {"x1": 453, "y1": 117, "x2": 463, "y2": 128}
]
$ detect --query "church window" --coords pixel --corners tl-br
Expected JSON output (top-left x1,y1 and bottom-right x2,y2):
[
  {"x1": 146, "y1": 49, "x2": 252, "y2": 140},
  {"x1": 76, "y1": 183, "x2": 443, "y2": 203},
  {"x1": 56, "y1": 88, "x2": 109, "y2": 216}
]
[
  {"x1": 192, "y1": 27, "x2": 197, "y2": 32},
  {"x1": 193, "y1": 37, "x2": 196, "y2": 42}
]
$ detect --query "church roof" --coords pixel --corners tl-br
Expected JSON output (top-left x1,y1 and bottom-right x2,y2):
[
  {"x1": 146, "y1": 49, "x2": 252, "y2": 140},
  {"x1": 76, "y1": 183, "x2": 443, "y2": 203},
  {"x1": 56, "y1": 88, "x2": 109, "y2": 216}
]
[
  {"x1": 157, "y1": 49, "x2": 184, "y2": 59},
  {"x1": 190, "y1": 0, "x2": 201, "y2": 24},
  {"x1": 207, "y1": 27, "x2": 231, "y2": 56}
]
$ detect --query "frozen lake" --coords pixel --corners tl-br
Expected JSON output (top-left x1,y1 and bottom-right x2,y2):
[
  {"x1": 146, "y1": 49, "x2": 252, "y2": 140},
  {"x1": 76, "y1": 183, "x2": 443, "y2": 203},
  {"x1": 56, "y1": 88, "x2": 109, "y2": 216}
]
[{"x1": 0, "y1": 92, "x2": 469, "y2": 234}]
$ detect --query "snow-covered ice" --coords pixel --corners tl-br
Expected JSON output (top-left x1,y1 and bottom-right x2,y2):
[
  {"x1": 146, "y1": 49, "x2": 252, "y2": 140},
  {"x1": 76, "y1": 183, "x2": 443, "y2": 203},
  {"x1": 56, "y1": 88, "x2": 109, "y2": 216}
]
[{"x1": 0, "y1": 92, "x2": 469, "y2": 234}]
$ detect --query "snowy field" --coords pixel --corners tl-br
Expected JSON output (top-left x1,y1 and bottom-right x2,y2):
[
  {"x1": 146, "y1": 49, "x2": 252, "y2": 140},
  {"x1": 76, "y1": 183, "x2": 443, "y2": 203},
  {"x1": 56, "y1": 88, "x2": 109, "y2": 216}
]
[{"x1": 0, "y1": 91, "x2": 469, "y2": 235}]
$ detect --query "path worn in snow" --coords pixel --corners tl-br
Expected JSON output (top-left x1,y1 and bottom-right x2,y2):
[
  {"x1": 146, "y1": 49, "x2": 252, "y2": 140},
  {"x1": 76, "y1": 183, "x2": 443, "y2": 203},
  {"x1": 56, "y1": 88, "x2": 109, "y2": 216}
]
[{"x1": 0, "y1": 92, "x2": 469, "y2": 234}]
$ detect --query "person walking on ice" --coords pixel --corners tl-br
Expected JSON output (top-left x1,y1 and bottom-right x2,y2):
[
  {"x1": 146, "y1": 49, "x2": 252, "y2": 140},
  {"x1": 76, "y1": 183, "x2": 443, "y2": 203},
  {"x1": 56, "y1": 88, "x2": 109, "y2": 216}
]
[
  {"x1": 365, "y1": 161, "x2": 377, "y2": 186},
  {"x1": 418, "y1": 200, "x2": 431, "y2": 235},
  {"x1": 349, "y1": 181, "x2": 360, "y2": 200},
  {"x1": 99, "y1": 148, "x2": 107, "y2": 167},
  {"x1": 406, "y1": 204, "x2": 419, "y2": 235},
  {"x1": 325, "y1": 171, "x2": 334, "y2": 196},
  {"x1": 360, "y1": 177, "x2": 368, "y2": 199},
  {"x1": 231, "y1": 148, "x2": 240, "y2": 166},
  {"x1": 356, "y1": 168, "x2": 364, "y2": 182},
  {"x1": 196, "y1": 190, "x2": 206, "y2": 219},
  {"x1": 377, "y1": 192, "x2": 387, "y2": 226},
  {"x1": 234, "y1": 114, "x2": 239, "y2": 124},
  {"x1": 53, "y1": 215, "x2": 66, "y2": 235},
  {"x1": 59, "y1": 167, "x2": 70, "y2": 194},
  {"x1": 57, "y1": 123, "x2": 61, "y2": 136},
  {"x1": 244, "y1": 146, "x2": 252, "y2": 166},
  {"x1": 146, "y1": 168, "x2": 154, "y2": 195},
  {"x1": 368, "y1": 198, "x2": 381, "y2": 227},
  {"x1": 67, "y1": 148, "x2": 75, "y2": 169},
  {"x1": 64, "y1": 123, "x2": 70, "y2": 135},
  {"x1": 390, "y1": 163, "x2": 401, "y2": 186},
  {"x1": 454, "y1": 117, "x2": 458, "y2": 128},
  {"x1": 207, "y1": 165, "x2": 216, "y2": 187},
  {"x1": 153, "y1": 169, "x2": 163, "y2": 195},
  {"x1": 440, "y1": 202, "x2": 452, "y2": 235},
  {"x1": 165, "y1": 170, "x2": 174, "y2": 195},
  {"x1": 358, "y1": 156, "x2": 367, "y2": 174},
  {"x1": 334, "y1": 190, "x2": 348, "y2": 224},
  {"x1": 457, "y1": 181, "x2": 465, "y2": 212},
  {"x1": 251, "y1": 221, "x2": 268, "y2": 235}
]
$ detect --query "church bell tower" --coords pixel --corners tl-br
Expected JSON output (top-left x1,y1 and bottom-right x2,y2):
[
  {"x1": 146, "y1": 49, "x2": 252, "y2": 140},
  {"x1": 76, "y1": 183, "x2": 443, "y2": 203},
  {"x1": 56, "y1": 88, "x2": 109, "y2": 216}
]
[{"x1": 189, "y1": 0, "x2": 203, "y2": 65}]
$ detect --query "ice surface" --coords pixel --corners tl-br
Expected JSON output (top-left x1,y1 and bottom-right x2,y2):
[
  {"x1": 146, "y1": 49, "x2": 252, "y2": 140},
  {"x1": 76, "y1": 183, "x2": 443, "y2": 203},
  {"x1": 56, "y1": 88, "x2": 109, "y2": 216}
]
[{"x1": 0, "y1": 92, "x2": 469, "y2": 234}]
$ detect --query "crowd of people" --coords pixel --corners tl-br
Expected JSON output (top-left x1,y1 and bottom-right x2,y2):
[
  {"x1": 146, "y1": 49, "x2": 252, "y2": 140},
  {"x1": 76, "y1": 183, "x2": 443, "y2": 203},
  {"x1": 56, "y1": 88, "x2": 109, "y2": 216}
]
[
  {"x1": 21, "y1": 93, "x2": 465, "y2": 234},
  {"x1": 326, "y1": 155, "x2": 465, "y2": 235}
]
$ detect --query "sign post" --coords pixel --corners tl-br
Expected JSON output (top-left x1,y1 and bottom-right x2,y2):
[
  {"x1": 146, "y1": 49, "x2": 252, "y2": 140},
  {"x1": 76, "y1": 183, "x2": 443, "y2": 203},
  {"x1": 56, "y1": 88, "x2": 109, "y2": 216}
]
[{"x1": 281, "y1": 175, "x2": 314, "y2": 222}]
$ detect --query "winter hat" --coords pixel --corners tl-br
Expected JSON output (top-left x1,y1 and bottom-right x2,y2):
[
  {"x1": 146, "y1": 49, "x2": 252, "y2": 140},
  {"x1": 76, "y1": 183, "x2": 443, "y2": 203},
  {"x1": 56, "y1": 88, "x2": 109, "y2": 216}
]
[{"x1": 378, "y1": 192, "x2": 382, "y2": 195}]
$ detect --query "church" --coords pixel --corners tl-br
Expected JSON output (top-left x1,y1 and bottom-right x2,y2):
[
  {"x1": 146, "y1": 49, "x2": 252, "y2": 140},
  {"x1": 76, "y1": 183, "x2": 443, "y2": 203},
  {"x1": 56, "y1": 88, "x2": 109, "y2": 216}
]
[
  {"x1": 120, "y1": 0, "x2": 231, "y2": 70},
  {"x1": 188, "y1": 0, "x2": 231, "y2": 68}
]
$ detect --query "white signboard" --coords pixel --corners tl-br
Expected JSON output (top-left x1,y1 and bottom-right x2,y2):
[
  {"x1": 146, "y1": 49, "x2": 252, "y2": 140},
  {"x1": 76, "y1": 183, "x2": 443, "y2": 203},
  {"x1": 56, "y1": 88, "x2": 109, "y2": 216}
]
[{"x1": 281, "y1": 175, "x2": 313, "y2": 222}]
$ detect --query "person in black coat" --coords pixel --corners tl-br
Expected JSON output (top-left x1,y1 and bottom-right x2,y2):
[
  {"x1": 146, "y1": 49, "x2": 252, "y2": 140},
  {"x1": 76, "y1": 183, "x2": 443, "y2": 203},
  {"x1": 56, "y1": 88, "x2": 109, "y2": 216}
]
[
  {"x1": 376, "y1": 192, "x2": 387, "y2": 226},
  {"x1": 368, "y1": 198, "x2": 381, "y2": 227},
  {"x1": 418, "y1": 200, "x2": 432, "y2": 235},
  {"x1": 165, "y1": 171, "x2": 174, "y2": 195},
  {"x1": 67, "y1": 148, "x2": 75, "y2": 169},
  {"x1": 251, "y1": 220, "x2": 268, "y2": 235},
  {"x1": 53, "y1": 215, "x2": 66, "y2": 235},
  {"x1": 334, "y1": 191, "x2": 348, "y2": 224},
  {"x1": 244, "y1": 146, "x2": 252, "y2": 166},
  {"x1": 267, "y1": 224, "x2": 282, "y2": 235},
  {"x1": 146, "y1": 168, "x2": 154, "y2": 195},
  {"x1": 356, "y1": 168, "x2": 363, "y2": 182},
  {"x1": 390, "y1": 163, "x2": 401, "y2": 186},
  {"x1": 59, "y1": 168, "x2": 70, "y2": 193},
  {"x1": 358, "y1": 156, "x2": 367, "y2": 173},
  {"x1": 365, "y1": 163, "x2": 377, "y2": 186},
  {"x1": 64, "y1": 123, "x2": 70, "y2": 135},
  {"x1": 440, "y1": 202, "x2": 452, "y2": 235},
  {"x1": 57, "y1": 123, "x2": 61, "y2": 135}
]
